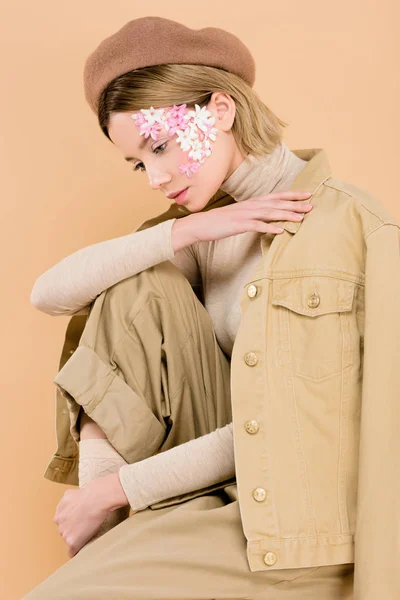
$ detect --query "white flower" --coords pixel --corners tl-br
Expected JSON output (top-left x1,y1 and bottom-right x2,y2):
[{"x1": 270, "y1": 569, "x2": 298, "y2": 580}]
[
  {"x1": 205, "y1": 127, "x2": 218, "y2": 142},
  {"x1": 188, "y1": 139, "x2": 205, "y2": 161},
  {"x1": 203, "y1": 143, "x2": 212, "y2": 158},
  {"x1": 175, "y1": 126, "x2": 198, "y2": 151},
  {"x1": 140, "y1": 107, "x2": 167, "y2": 127},
  {"x1": 187, "y1": 104, "x2": 215, "y2": 133}
]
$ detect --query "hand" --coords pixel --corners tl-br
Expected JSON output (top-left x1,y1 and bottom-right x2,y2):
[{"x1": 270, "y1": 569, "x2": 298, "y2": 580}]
[
  {"x1": 181, "y1": 190, "x2": 313, "y2": 244},
  {"x1": 53, "y1": 473, "x2": 129, "y2": 558}
]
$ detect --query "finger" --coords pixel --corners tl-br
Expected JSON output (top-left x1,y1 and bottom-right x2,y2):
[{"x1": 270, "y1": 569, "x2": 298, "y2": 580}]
[
  {"x1": 273, "y1": 200, "x2": 313, "y2": 212},
  {"x1": 267, "y1": 190, "x2": 312, "y2": 200},
  {"x1": 67, "y1": 545, "x2": 77, "y2": 558},
  {"x1": 258, "y1": 210, "x2": 306, "y2": 222}
]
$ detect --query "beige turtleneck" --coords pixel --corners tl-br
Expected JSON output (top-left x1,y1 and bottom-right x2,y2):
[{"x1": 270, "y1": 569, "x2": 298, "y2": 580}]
[{"x1": 31, "y1": 142, "x2": 307, "y2": 518}]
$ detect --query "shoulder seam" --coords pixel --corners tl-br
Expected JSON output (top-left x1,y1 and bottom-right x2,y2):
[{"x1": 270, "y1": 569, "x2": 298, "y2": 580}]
[
  {"x1": 365, "y1": 222, "x2": 400, "y2": 240},
  {"x1": 324, "y1": 180, "x2": 398, "y2": 229}
]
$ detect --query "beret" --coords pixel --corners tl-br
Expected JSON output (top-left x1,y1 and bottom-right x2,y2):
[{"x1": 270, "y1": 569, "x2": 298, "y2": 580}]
[{"x1": 83, "y1": 16, "x2": 256, "y2": 115}]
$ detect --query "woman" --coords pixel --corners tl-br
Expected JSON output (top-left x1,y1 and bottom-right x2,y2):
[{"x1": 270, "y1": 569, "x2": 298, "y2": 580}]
[{"x1": 25, "y1": 16, "x2": 399, "y2": 600}]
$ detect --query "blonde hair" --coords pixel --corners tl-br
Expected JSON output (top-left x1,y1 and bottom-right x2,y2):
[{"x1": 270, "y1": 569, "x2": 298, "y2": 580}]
[{"x1": 98, "y1": 64, "x2": 288, "y2": 157}]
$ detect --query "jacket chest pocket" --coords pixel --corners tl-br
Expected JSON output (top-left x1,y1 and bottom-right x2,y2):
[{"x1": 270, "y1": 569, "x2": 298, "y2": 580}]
[{"x1": 271, "y1": 276, "x2": 356, "y2": 381}]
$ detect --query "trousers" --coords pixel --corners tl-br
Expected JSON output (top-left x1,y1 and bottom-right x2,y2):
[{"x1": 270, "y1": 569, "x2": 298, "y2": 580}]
[{"x1": 23, "y1": 260, "x2": 354, "y2": 599}]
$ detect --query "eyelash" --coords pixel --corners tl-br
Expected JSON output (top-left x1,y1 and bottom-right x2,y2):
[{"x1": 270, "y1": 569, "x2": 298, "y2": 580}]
[{"x1": 132, "y1": 142, "x2": 168, "y2": 172}]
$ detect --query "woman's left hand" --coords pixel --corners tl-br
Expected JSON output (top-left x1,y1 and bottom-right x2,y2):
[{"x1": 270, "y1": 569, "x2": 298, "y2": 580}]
[{"x1": 53, "y1": 476, "x2": 116, "y2": 558}]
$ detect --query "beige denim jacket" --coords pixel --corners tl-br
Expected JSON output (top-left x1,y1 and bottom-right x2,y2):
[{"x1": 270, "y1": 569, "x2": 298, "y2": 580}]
[{"x1": 43, "y1": 149, "x2": 400, "y2": 599}]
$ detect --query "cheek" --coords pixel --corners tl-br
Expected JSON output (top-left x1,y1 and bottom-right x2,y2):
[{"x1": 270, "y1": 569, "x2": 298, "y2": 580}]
[{"x1": 166, "y1": 138, "x2": 187, "y2": 169}]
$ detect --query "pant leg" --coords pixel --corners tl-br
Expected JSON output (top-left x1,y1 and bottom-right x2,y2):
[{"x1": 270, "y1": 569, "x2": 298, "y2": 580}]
[
  {"x1": 22, "y1": 484, "x2": 353, "y2": 600},
  {"x1": 52, "y1": 259, "x2": 234, "y2": 509}
]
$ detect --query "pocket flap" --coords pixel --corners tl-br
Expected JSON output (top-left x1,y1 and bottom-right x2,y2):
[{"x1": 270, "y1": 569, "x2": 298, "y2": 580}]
[{"x1": 271, "y1": 277, "x2": 355, "y2": 317}]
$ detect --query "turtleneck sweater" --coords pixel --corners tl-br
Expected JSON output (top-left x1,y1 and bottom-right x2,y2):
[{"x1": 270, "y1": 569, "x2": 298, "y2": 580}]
[{"x1": 31, "y1": 142, "x2": 307, "y2": 526}]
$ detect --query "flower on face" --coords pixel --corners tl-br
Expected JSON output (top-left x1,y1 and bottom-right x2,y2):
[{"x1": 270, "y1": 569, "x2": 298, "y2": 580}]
[
  {"x1": 132, "y1": 108, "x2": 166, "y2": 139},
  {"x1": 139, "y1": 122, "x2": 162, "y2": 140},
  {"x1": 188, "y1": 139, "x2": 206, "y2": 162},
  {"x1": 168, "y1": 104, "x2": 188, "y2": 120},
  {"x1": 175, "y1": 126, "x2": 198, "y2": 151},
  {"x1": 203, "y1": 126, "x2": 218, "y2": 143},
  {"x1": 131, "y1": 102, "x2": 216, "y2": 175},
  {"x1": 179, "y1": 161, "x2": 201, "y2": 177},
  {"x1": 187, "y1": 104, "x2": 216, "y2": 133},
  {"x1": 140, "y1": 107, "x2": 167, "y2": 127},
  {"x1": 166, "y1": 118, "x2": 189, "y2": 136},
  {"x1": 166, "y1": 104, "x2": 190, "y2": 135},
  {"x1": 203, "y1": 139, "x2": 213, "y2": 158},
  {"x1": 132, "y1": 112, "x2": 146, "y2": 127}
]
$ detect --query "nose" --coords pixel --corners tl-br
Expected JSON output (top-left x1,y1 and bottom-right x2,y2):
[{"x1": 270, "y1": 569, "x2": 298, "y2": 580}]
[{"x1": 147, "y1": 167, "x2": 172, "y2": 191}]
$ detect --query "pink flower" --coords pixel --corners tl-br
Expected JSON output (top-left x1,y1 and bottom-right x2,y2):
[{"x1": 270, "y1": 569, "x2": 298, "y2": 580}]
[
  {"x1": 166, "y1": 105, "x2": 190, "y2": 135},
  {"x1": 178, "y1": 161, "x2": 201, "y2": 178},
  {"x1": 166, "y1": 118, "x2": 188, "y2": 136},
  {"x1": 140, "y1": 122, "x2": 161, "y2": 140},
  {"x1": 168, "y1": 104, "x2": 187, "y2": 120},
  {"x1": 132, "y1": 113, "x2": 146, "y2": 126}
]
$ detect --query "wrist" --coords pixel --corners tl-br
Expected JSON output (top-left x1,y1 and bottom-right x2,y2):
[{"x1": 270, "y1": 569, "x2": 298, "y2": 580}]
[
  {"x1": 171, "y1": 215, "x2": 199, "y2": 251},
  {"x1": 91, "y1": 471, "x2": 130, "y2": 512}
]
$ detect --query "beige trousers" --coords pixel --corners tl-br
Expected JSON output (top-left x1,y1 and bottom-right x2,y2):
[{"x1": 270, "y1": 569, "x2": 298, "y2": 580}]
[{"x1": 23, "y1": 261, "x2": 354, "y2": 599}]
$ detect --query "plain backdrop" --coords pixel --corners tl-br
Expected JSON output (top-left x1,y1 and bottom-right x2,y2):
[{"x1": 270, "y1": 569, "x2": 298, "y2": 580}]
[{"x1": 1, "y1": 1, "x2": 399, "y2": 598}]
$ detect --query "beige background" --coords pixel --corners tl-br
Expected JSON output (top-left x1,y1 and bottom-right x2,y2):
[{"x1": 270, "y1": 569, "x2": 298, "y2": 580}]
[{"x1": 1, "y1": 1, "x2": 399, "y2": 598}]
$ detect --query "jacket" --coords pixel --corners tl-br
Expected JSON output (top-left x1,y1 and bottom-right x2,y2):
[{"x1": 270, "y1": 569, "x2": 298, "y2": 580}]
[{"x1": 42, "y1": 148, "x2": 400, "y2": 598}]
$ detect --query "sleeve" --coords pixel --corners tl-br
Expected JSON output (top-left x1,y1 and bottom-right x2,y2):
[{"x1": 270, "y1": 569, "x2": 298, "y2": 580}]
[
  {"x1": 353, "y1": 223, "x2": 400, "y2": 600},
  {"x1": 30, "y1": 218, "x2": 200, "y2": 316},
  {"x1": 118, "y1": 422, "x2": 234, "y2": 512}
]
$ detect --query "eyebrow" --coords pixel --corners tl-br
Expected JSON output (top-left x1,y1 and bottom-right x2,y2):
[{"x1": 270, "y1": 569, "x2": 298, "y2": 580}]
[{"x1": 124, "y1": 136, "x2": 152, "y2": 162}]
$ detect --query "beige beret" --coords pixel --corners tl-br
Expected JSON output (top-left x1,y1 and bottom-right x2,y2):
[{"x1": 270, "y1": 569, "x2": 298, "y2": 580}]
[{"x1": 83, "y1": 16, "x2": 256, "y2": 115}]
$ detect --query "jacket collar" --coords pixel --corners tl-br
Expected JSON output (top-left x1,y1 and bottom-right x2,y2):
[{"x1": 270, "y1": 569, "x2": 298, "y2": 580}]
[{"x1": 273, "y1": 148, "x2": 332, "y2": 233}]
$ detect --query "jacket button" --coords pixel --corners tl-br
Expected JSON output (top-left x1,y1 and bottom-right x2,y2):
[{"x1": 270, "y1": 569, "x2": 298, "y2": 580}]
[
  {"x1": 252, "y1": 487, "x2": 267, "y2": 502},
  {"x1": 245, "y1": 420, "x2": 259, "y2": 434},
  {"x1": 307, "y1": 293, "x2": 320, "y2": 308},
  {"x1": 247, "y1": 284, "x2": 258, "y2": 298},
  {"x1": 68, "y1": 349, "x2": 75, "y2": 355},
  {"x1": 244, "y1": 352, "x2": 258, "y2": 366},
  {"x1": 263, "y1": 552, "x2": 277, "y2": 566}
]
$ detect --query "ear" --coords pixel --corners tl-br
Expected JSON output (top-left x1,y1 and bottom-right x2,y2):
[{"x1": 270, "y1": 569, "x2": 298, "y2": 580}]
[{"x1": 207, "y1": 92, "x2": 236, "y2": 132}]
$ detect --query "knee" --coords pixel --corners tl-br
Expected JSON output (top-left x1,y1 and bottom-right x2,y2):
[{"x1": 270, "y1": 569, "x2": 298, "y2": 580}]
[{"x1": 104, "y1": 260, "x2": 191, "y2": 316}]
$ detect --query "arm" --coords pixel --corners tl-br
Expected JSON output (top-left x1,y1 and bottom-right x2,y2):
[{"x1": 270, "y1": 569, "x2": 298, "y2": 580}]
[
  {"x1": 85, "y1": 423, "x2": 235, "y2": 514},
  {"x1": 30, "y1": 216, "x2": 201, "y2": 316},
  {"x1": 353, "y1": 224, "x2": 400, "y2": 600},
  {"x1": 78, "y1": 437, "x2": 131, "y2": 540}
]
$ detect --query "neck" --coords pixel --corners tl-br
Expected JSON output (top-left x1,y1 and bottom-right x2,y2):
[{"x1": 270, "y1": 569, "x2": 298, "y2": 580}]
[{"x1": 220, "y1": 142, "x2": 307, "y2": 202}]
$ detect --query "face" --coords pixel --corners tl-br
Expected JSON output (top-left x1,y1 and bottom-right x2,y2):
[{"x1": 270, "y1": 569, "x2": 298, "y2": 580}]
[{"x1": 108, "y1": 91, "x2": 246, "y2": 212}]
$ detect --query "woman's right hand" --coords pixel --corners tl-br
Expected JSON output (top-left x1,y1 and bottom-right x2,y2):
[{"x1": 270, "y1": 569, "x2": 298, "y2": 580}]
[{"x1": 172, "y1": 191, "x2": 313, "y2": 249}]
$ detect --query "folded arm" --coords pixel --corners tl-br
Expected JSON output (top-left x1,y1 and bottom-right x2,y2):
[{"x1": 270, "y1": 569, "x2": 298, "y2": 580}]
[
  {"x1": 30, "y1": 218, "x2": 201, "y2": 316},
  {"x1": 80, "y1": 423, "x2": 235, "y2": 514}
]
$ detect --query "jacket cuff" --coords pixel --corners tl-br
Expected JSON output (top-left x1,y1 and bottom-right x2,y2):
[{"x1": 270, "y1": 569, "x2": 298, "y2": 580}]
[{"x1": 53, "y1": 345, "x2": 166, "y2": 465}]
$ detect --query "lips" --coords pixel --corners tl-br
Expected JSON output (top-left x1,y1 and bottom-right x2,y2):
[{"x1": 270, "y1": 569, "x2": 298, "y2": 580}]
[
  {"x1": 174, "y1": 188, "x2": 189, "y2": 205},
  {"x1": 168, "y1": 187, "x2": 187, "y2": 199}
]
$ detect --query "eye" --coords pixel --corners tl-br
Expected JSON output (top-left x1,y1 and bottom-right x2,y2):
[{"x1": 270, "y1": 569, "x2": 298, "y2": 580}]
[{"x1": 132, "y1": 142, "x2": 168, "y2": 172}]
